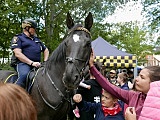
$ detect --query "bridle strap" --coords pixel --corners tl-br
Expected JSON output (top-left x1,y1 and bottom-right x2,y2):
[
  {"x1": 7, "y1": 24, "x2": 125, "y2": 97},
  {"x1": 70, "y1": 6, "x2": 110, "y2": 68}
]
[
  {"x1": 65, "y1": 47, "x2": 91, "y2": 81},
  {"x1": 36, "y1": 68, "x2": 70, "y2": 110},
  {"x1": 68, "y1": 27, "x2": 91, "y2": 36},
  {"x1": 66, "y1": 57, "x2": 87, "y2": 79}
]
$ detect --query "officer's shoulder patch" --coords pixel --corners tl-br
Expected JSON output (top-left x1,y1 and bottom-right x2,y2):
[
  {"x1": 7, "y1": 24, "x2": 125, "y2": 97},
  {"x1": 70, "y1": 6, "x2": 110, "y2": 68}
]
[{"x1": 12, "y1": 36, "x2": 18, "y2": 43}]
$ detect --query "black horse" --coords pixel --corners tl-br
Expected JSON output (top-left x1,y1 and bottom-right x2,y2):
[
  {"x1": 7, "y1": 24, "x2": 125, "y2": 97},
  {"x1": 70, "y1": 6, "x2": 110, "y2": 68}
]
[{"x1": 0, "y1": 12, "x2": 93, "y2": 120}]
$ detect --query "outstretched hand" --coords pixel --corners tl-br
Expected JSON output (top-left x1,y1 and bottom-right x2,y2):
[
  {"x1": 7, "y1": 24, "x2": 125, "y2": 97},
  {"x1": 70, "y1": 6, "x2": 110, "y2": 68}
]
[{"x1": 89, "y1": 49, "x2": 94, "y2": 67}]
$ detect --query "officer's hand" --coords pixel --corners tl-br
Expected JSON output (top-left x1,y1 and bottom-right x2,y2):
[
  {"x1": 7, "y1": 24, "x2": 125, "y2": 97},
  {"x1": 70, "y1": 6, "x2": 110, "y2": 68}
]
[{"x1": 32, "y1": 62, "x2": 41, "y2": 68}]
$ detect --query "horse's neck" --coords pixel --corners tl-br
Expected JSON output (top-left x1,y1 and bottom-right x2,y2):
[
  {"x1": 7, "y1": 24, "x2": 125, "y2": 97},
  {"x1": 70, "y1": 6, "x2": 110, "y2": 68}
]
[
  {"x1": 47, "y1": 60, "x2": 65, "y2": 75},
  {"x1": 45, "y1": 49, "x2": 66, "y2": 90},
  {"x1": 47, "y1": 43, "x2": 66, "y2": 72}
]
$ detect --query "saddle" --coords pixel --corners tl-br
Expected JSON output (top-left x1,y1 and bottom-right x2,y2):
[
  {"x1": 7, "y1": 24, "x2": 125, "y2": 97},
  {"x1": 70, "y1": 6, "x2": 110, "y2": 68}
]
[{"x1": 4, "y1": 68, "x2": 38, "y2": 93}]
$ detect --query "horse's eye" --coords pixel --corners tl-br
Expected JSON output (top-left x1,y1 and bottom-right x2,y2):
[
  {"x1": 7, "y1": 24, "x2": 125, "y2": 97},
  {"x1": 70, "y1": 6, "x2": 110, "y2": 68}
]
[
  {"x1": 86, "y1": 34, "x2": 89, "y2": 38},
  {"x1": 64, "y1": 42, "x2": 68, "y2": 46},
  {"x1": 86, "y1": 41, "x2": 91, "y2": 47}
]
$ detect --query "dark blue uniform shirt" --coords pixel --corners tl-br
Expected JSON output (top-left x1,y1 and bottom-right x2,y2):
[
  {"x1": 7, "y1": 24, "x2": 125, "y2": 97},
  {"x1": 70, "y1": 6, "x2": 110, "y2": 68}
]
[{"x1": 11, "y1": 33, "x2": 46, "y2": 62}]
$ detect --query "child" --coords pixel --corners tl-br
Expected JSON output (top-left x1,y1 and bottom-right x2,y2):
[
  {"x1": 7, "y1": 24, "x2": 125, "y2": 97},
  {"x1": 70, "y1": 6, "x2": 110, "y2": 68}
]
[{"x1": 73, "y1": 89, "x2": 125, "y2": 120}]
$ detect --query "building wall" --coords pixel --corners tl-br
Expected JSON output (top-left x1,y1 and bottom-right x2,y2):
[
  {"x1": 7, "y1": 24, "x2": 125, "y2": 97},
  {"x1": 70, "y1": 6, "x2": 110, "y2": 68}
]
[{"x1": 146, "y1": 55, "x2": 160, "y2": 66}]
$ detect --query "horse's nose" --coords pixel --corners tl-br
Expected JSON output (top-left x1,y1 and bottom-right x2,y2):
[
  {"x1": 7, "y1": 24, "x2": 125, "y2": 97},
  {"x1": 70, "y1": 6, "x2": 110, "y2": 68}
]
[
  {"x1": 73, "y1": 74, "x2": 80, "y2": 86},
  {"x1": 74, "y1": 74, "x2": 79, "y2": 82}
]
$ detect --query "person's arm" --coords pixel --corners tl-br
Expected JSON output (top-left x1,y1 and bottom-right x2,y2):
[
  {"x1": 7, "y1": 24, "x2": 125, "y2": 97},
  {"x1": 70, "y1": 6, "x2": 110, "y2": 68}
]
[
  {"x1": 89, "y1": 51, "x2": 131, "y2": 103},
  {"x1": 13, "y1": 48, "x2": 40, "y2": 67},
  {"x1": 14, "y1": 48, "x2": 33, "y2": 65},
  {"x1": 125, "y1": 107, "x2": 137, "y2": 120},
  {"x1": 73, "y1": 94, "x2": 98, "y2": 112},
  {"x1": 43, "y1": 48, "x2": 49, "y2": 62},
  {"x1": 79, "y1": 82, "x2": 91, "y2": 89}
]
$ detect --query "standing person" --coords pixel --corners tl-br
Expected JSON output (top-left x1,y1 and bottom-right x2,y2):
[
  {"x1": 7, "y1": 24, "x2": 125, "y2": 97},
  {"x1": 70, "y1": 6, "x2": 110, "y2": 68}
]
[
  {"x1": 76, "y1": 62, "x2": 102, "y2": 120},
  {"x1": 10, "y1": 18, "x2": 49, "y2": 88},
  {"x1": 89, "y1": 51, "x2": 160, "y2": 119},
  {"x1": 117, "y1": 72, "x2": 129, "y2": 115},
  {"x1": 127, "y1": 70, "x2": 134, "y2": 89},
  {"x1": 125, "y1": 80, "x2": 160, "y2": 120},
  {"x1": 0, "y1": 83, "x2": 37, "y2": 120},
  {"x1": 117, "y1": 72, "x2": 129, "y2": 90},
  {"x1": 108, "y1": 70, "x2": 117, "y2": 85},
  {"x1": 73, "y1": 89, "x2": 125, "y2": 120}
]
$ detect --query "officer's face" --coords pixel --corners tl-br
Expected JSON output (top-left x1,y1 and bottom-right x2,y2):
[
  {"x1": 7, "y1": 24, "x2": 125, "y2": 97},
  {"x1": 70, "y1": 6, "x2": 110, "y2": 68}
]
[{"x1": 29, "y1": 27, "x2": 36, "y2": 36}]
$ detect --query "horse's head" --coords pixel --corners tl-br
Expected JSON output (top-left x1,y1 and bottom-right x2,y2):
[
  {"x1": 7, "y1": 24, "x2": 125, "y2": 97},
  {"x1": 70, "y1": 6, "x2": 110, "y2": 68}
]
[{"x1": 62, "y1": 12, "x2": 93, "y2": 89}]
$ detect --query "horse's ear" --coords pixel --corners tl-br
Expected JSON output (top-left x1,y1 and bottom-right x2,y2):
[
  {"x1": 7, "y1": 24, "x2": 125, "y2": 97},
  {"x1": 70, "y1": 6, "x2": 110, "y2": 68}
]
[
  {"x1": 85, "y1": 12, "x2": 93, "y2": 31},
  {"x1": 66, "y1": 12, "x2": 74, "y2": 29}
]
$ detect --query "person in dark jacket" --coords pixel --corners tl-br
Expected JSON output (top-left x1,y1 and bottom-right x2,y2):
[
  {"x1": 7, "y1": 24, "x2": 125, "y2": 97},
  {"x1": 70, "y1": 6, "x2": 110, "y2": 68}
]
[
  {"x1": 73, "y1": 89, "x2": 125, "y2": 120},
  {"x1": 75, "y1": 62, "x2": 102, "y2": 120}
]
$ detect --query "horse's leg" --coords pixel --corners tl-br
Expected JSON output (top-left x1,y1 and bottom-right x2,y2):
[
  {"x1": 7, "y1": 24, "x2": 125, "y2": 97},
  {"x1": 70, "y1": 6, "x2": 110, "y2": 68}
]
[
  {"x1": 67, "y1": 110, "x2": 76, "y2": 120},
  {"x1": 60, "y1": 115, "x2": 67, "y2": 120},
  {"x1": 66, "y1": 101, "x2": 76, "y2": 120}
]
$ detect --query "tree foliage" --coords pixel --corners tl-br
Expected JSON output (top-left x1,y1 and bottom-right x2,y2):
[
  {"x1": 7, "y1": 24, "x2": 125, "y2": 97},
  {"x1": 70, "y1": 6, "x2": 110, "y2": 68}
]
[
  {"x1": 0, "y1": 0, "x2": 159, "y2": 67},
  {"x1": 142, "y1": 0, "x2": 160, "y2": 32}
]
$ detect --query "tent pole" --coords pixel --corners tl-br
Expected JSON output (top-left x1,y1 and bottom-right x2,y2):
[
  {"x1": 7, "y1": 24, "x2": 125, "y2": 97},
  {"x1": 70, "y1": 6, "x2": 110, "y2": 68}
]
[{"x1": 134, "y1": 59, "x2": 138, "y2": 79}]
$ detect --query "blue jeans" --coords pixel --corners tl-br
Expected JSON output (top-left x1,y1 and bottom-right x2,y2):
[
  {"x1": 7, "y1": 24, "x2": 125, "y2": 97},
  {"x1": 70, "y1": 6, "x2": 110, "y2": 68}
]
[{"x1": 15, "y1": 62, "x2": 32, "y2": 88}]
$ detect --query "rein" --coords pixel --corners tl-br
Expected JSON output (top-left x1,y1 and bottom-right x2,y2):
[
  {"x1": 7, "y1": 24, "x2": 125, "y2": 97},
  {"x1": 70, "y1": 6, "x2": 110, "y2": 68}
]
[{"x1": 36, "y1": 68, "x2": 70, "y2": 110}]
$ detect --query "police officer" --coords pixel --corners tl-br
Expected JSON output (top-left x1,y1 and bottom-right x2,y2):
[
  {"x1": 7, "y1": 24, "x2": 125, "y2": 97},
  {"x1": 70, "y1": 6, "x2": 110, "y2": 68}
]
[{"x1": 11, "y1": 18, "x2": 49, "y2": 88}]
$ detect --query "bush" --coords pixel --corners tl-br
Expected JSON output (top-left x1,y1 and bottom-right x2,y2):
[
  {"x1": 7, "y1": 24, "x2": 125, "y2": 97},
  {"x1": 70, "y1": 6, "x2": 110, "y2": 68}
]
[{"x1": 0, "y1": 63, "x2": 14, "y2": 70}]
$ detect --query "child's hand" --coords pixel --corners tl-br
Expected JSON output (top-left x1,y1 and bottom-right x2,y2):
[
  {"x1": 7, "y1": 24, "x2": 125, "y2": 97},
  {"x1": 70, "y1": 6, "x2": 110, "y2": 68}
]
[
  {"x1": 125, "y1": 107, "x2": 136, "y2": 120},
  {"x1": 87, "y1": 85, "x2": 91, "y2": 90},
  {"x1": 73, "y1": 94, "x2": 82, "y2": 103}
]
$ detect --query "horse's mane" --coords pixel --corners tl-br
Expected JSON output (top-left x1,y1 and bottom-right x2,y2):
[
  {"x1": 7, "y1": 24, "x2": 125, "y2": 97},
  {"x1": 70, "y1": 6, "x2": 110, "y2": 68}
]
[{"x1": 46, "y1": 40, "x2": 66, "y2": 69}]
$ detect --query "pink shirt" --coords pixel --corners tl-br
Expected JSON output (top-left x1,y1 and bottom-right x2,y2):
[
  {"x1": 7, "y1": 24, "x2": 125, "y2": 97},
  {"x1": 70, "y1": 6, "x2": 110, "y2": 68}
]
[
  {"x1": 90, "y1": 66, "x2": 146, "y2": 119},
  {"x1": 139, "y1": 81, "x2": 160, "y2": 120}
]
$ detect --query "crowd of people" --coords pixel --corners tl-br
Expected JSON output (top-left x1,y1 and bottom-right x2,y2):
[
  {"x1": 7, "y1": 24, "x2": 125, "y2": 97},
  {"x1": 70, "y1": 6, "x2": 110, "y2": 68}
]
[{"x1": 72, "y1": 51, "x2": 160, "y2": 120}]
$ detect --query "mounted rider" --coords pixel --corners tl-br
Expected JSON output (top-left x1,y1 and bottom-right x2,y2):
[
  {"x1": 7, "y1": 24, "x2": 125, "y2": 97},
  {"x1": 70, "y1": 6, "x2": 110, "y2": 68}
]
[{"x1": 10, "y1": 18, "x2": 49, "y2": 88}]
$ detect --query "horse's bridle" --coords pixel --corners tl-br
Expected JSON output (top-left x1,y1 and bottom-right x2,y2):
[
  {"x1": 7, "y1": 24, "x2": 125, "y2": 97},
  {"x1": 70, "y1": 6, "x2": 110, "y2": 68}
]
[
  {"x1": 65, "y1": 26, "x2": 92, "y2": 81},
  {"x1": 68, "y1": 27, "x2": 91, "y2": 36},
  {"x1": 65, "y1": 55, "x2": 90, "y2": 81}
]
